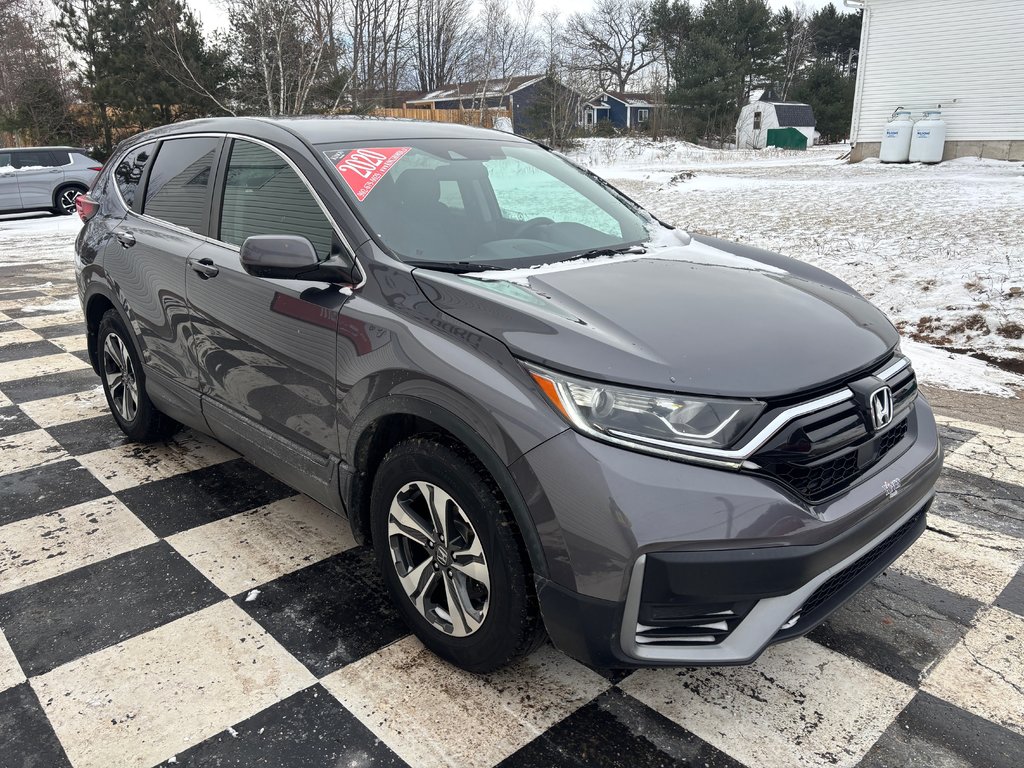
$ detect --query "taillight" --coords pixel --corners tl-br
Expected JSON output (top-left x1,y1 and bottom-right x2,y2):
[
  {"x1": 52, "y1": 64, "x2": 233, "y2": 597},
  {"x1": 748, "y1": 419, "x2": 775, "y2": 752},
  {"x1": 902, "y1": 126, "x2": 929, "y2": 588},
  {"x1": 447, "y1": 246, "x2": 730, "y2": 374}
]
[
  {"x1": 88, "y1": 166, "x2": 103, "y2": 171},
  {"x1": 75, "y1": 193, "x2": 99, "y2": 222}
]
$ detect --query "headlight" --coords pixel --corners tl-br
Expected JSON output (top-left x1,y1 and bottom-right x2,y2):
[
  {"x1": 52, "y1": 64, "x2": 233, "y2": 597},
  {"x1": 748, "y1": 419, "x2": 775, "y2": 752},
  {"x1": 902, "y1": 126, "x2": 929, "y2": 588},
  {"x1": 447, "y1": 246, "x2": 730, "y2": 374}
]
[{"x1": 525, "y1": 364, "x2": 764, "y2": 458}]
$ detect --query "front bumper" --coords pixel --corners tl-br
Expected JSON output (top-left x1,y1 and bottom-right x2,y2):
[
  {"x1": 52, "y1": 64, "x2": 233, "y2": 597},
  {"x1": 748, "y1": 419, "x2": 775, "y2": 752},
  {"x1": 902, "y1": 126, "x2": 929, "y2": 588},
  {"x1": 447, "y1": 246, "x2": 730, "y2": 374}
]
[{"x1": 513, "y1": 398, "x2": 943, "y2": 668}]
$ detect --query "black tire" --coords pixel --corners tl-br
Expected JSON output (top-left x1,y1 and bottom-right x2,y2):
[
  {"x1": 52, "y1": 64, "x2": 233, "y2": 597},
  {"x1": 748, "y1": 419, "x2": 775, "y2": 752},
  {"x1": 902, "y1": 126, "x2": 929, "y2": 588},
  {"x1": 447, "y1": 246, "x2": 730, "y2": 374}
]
[
  {"x1": 371, "y1": 436, "x2": 545, "y2": 672},
  {"x1": 52, "y1": 184, "x2": 86, "y2": 216},
  {"x1": 96, "y1": 309, "x2": 179, "y2": 442}
]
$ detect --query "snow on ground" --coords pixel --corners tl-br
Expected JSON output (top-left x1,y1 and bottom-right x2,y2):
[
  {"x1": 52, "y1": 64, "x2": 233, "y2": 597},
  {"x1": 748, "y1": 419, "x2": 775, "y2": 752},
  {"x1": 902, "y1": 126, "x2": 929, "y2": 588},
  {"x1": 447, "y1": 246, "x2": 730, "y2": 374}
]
[
  {"x1": 0, "y1": 212, "x2": 83, "y2": 265},
  {"x1": 569, "y1": 137, "x2": 1024, "y2": 397}
]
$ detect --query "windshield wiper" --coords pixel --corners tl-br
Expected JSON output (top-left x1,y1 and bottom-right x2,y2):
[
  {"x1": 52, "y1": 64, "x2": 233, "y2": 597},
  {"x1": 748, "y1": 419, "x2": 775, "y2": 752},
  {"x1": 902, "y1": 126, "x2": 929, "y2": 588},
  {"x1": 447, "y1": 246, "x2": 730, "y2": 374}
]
[
  {"x1": 566, "y1": 244, "x2": 648, "y2": 262},
  {"x1": 407, "y1": 260, "x2": 506, "y2": 273}
]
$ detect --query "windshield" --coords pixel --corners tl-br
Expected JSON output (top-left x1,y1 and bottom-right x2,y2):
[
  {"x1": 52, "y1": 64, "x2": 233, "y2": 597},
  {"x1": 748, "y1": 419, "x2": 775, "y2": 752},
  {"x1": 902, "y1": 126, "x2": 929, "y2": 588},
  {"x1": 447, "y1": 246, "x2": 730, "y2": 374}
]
[{"x1": 318, "y1": 139, "x2": 656, "y2": 270}]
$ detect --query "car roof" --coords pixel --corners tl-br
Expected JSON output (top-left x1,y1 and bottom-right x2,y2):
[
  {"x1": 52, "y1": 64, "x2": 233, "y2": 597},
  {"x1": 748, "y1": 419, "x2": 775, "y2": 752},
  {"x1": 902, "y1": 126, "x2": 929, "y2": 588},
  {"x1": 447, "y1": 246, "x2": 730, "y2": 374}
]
[
  {"x1": 142, "y1": 115, "x2": 531, "y2": 146},
  {"x1": 3, "y1": 146, "x2": 84, "y2": 152}
]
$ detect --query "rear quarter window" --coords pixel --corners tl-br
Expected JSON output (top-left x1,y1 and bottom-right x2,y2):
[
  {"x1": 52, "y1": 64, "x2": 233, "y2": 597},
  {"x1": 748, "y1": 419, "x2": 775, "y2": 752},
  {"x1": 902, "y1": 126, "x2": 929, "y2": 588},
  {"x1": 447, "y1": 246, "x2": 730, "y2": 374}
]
[
  {"x1": 143, "y1": 137, "x2": 220, "y2": 232},
  {"x1": 113, "y1": 145, "x2": 154, "y2": 210}
]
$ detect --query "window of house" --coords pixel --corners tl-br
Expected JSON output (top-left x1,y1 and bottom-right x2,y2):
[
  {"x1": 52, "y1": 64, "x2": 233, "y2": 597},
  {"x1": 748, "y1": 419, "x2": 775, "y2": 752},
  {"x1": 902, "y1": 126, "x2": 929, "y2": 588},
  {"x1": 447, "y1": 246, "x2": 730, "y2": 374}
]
[
  {"x1": 219, "y1": 139, "x2": 335, "y2": 260},
  {"x1": 637, "y1": 109, "x2": 650, "y2": 123},
  {"x1": 753, "y1": 111, "x2": 762, "y2": 130},
  {"x1": 144, "y1": 137, "x2": 220, "y2": 232}
]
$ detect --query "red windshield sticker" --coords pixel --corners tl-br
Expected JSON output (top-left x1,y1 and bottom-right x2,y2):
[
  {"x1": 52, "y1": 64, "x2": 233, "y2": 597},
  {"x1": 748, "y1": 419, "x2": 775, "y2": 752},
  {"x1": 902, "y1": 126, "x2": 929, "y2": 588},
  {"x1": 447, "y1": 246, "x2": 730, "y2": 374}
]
[{"x1": 327, "y1": 147, "x2": 411, "y2": 201}]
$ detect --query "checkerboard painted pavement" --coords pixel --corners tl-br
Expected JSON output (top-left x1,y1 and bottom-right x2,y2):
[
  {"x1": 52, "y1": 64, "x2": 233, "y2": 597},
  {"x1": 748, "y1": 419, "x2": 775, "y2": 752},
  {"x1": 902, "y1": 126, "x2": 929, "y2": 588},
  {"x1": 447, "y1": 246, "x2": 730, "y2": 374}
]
[{"x1": 2, "y1": 271, "x2": 1024, "y2": 768}]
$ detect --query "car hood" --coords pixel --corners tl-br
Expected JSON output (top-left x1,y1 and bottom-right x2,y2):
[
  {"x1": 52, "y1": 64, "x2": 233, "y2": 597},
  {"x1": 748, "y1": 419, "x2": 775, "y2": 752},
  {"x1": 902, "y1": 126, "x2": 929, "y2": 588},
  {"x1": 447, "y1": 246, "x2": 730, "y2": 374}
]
[{"x1": 413, "y1": 235, "x2": 899, "y2": 399}]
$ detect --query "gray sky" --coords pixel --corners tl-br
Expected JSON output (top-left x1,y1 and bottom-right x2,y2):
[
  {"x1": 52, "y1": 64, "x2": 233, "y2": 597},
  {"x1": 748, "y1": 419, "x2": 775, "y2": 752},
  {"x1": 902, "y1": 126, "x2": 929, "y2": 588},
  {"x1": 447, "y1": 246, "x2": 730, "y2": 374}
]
[{"x1": 185, "y1": 0, "x2": 850, "y2": 34}]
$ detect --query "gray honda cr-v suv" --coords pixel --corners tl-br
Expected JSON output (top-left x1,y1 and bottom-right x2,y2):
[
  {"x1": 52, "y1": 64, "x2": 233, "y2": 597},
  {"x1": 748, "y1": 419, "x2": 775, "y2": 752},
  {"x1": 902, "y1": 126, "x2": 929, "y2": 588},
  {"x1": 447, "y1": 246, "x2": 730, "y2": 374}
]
[
  {"x1": 1, "y1": 146, "x2": 102, "y2": 215},
  {"x1": 75, "y1": 117, "x2": 942, "y2": 672}
]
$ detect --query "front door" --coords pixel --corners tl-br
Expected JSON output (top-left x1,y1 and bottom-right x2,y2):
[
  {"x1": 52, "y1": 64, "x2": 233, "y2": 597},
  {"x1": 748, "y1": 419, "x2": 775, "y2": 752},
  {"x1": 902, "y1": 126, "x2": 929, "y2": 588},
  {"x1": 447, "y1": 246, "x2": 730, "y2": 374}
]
[
  {"x1": 186, "y1": 138, "x2": 347, "y2": 504},
  {"x1": 12, "y1": 150, "x2": 62, "y2": 209}
]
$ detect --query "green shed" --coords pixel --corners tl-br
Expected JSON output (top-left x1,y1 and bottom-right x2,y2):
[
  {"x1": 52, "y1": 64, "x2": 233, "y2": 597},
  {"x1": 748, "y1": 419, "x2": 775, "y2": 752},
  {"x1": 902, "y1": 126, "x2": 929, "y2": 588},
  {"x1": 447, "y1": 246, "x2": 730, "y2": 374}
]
[{"x1": 766, "y1": 127, "x2": 808, "y2": 150}]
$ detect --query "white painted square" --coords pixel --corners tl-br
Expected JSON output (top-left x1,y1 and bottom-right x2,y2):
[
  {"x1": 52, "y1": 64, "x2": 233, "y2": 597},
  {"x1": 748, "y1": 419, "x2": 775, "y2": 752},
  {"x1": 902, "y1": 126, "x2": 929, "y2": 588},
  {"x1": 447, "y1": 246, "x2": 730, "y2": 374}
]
[
  {"x1": 16, "y1": 310, "x2": 83, "y2": 329},
  {"x1": 0, "y1": 390, "x2": 12, "y2": 408},
  {"x1": 167, "y1": 495, "x2": 355, "y2": 595},
  {"x1": 944, "y1": 426, "x2": 1024, "y2": 488},
  {"x1": 0, "y1": 496, "x2": 157, "y2": 595},
  {"x1": 77, "y1": 432, "x2": 238, "y2": 492},
  {"x1": 891, "y1": 513, "x2": 1024, "y2": 602},
  {"x1": 31, "y1": 600, "x2": 315, "y2": 768},
  {"x1": 0, "y1": 628, "x2": 25, "y2": 694},
  {"x1": 0, "y1": 429, "x2": 68, "y2": 477},
  {"x1": 0, "y1": 352, "x2": 91, "y2": 383},
  {"x1": 924, "y1": 607, "x2": 1024, "y2": 737},
  {"x1": 620, "y1": 638, "x2": 915, "y2": 768},
  {"x1": 321, "y1": 636, "x2": 609, "y2": 767},
  {"x1": 49, "y1": 334, "x2": 89, "y2": 353},
  {"x1": 0, "y1": 327, "x2": 44, "y2": 348},
  {"x1": 18, "y1": 387, "x2": 108, "y2": 427}
]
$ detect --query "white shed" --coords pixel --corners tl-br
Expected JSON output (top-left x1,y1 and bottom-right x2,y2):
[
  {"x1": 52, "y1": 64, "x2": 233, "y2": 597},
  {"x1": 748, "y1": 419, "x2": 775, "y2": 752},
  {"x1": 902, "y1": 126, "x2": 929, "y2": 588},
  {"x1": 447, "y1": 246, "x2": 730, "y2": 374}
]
[
  {"x1": 849, "y1": 0, "x2": 1024, "y2": 161},
  {"x1": 736, "y1": 93, "x2": 816, "y2": 150}
]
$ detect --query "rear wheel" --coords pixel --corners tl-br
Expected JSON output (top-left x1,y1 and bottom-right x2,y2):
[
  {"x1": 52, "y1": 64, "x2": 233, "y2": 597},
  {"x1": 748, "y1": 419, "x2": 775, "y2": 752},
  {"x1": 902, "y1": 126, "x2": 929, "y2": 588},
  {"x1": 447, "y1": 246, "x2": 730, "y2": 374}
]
[
  {"x1": 52, "y1": 184, "x2": 86, "y2": 216},
  {"x1": 96, "y1": 310, "x2": 179, "y2": 442},
  {"x1": 371, "y1": 436, "x2": 544, "y2": 672}
]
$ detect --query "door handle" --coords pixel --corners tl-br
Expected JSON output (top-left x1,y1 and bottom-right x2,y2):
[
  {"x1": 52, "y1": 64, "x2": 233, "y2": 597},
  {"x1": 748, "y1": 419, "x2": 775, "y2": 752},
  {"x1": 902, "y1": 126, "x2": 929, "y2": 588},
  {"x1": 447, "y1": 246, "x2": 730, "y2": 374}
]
[
  {"x1": 115, "y1": 230, "x2": 136, "y2": 248},
  {"x1": 188, "y1": 256, "x2": 219, "y2": 279}
]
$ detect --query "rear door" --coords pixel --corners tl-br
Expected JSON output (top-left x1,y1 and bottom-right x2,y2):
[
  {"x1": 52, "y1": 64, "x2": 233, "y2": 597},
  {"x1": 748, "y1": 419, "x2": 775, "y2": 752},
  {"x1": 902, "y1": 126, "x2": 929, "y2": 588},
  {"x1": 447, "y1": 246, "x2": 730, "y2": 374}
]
[
  {"x1": 105, "y1": 136, "x2": 221, "y2": 414},
  {"x1": 185, "y1": 137, "x2": 348, "y2": 502},
  {"x1": 0, "y1": 151, "x2": 20, "y2": 210},
  {"x1": 12, "y1": 150, "x2": 62, "y2": 208}
]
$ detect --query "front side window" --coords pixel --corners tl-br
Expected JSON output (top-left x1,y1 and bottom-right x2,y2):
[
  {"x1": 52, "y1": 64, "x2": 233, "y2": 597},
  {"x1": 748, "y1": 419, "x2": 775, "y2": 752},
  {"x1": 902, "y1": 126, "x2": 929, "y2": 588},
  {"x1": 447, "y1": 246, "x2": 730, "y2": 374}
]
[
  {"x1": 113, "y1": 144, "x2": 154, "y2": 210},
  {"x1": 219, "y1": 140, "x2": 335, "y2": 260},
  {"x1": 319, "y1": 139, "x2": 652, "y2": 269},
  {"x1": 144, "y1": 137, "x2": 220, "y2": 232},
  {"x1": 0, "y1": 152, "x2": 11, "y2": 169}
]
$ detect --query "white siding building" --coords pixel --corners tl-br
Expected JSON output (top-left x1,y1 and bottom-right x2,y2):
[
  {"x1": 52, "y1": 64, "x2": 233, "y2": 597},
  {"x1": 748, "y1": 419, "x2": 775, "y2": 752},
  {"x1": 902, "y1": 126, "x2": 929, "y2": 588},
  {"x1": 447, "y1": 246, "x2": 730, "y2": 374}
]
[
  {"x1": 849, "y1": 0, "x2": 1024, "y2": 161},
  {"x1": 736, "y1": 95, "x2": 816, "y2": 149}
]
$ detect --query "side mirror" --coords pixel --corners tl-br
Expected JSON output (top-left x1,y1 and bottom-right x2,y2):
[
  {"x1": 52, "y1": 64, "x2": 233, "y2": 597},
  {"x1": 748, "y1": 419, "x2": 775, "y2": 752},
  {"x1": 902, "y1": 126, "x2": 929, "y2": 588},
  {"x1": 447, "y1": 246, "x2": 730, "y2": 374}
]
[{"x1": 239, "y1": 235, "x2": 359, "y2": 284}]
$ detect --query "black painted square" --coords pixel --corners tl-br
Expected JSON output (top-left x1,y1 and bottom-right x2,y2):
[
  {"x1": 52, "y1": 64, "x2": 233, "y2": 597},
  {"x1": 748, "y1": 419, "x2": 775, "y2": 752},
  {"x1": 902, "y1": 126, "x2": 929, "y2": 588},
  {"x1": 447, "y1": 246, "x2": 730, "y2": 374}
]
[
  {"x1": 46, "y1": 413, "x2": 129, "y2": 456},
  {"x1": 0, "y1": 339, "x2": 63, "y2": 363},
  {"x1": 235, "y1": 548, "x2": 407, "y2": 677},
  {"x1": 116, "y1": 458, "x2": 295, "y2": 537},
  {"x1": 933, "y1": 469, "x2": 1024, "y2": 540},
  {"x1": 0, "y1": 368, "x2": 98, "y2": 403},
  {"x1": 0, "y1": 541, "x2": 222, "y2": 676},
  {"x1": 0, "y1": 458, "x2": 110, "y2": 524},
  {"x1": 34, "y1": 322, "x2": 87, "y2": 340},
  {"x1": 0, "y1": 404, "x2": 37, "y2": 437},
  {"x1": 995, "y1": 566, "x2": 1024, "y2": 619},
  {"x1": 808, "y1": 569, "x2": 983, "y2": 687},
  {"x1": 498, "y1": 689, "x2": 742, "y2": 768},
  {"x1": 0, "y1": 683, "x2": 73, "y2": 768},
  {"x1": 156, "y1": 684, "x2": 407, "y2": 767},
  {"x1": 862, "y1": 691, "x2": 1024, "y2": 768}
]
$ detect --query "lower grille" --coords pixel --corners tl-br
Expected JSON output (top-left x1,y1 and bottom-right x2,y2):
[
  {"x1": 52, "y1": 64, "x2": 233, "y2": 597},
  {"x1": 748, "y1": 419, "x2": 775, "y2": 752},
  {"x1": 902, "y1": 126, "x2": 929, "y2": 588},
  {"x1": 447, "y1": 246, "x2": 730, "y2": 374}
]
[{"x1": 779, "y1": 508, "x2": 926, "y2": 636}]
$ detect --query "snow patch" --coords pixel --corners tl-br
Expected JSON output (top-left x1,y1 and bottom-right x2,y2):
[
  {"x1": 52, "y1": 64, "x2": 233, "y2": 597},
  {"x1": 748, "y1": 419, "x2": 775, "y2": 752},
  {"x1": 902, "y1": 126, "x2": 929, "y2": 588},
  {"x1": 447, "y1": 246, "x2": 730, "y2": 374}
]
[
  {"x1": 902, "y1": 339, "x2": 1024, "y2": 398},
  {"x1": 244, "y1": 589, "x2": 260, "y2": 602}
]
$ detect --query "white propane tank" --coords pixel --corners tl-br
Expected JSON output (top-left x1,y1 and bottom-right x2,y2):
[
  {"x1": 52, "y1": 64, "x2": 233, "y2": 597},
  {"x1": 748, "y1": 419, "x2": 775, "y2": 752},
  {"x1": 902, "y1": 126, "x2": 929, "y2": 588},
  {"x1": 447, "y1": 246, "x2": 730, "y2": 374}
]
[
  {"x1": 909, "y1": 110, "x2": 947, "y2": 164},
  {"x1": 880, "y1": 110, "x2": 914, "y2": 162}
]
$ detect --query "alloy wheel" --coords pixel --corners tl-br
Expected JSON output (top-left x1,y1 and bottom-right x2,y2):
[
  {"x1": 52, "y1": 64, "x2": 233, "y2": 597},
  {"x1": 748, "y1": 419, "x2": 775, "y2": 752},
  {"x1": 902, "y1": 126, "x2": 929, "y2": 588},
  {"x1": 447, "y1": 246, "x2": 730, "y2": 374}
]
[
  {"x1": 387, "y1": 480, "x2": 490, "y2": 637},
  {"x1": 58, "y1": 188, "x2": 80, "y2": 214},
  {"x1": 102, "y1": 332, "x2": 139, "y2": 422}
]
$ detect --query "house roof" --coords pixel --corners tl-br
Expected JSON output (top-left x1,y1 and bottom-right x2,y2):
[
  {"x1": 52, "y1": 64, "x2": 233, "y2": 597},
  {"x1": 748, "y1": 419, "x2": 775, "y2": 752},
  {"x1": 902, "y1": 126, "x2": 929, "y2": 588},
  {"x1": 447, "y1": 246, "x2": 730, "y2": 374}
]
[
  {"x1": 604, "y1": 91, "x2": 661, "y2": 107},
  {"x1": 770, "y1": 102, "x2": 816, "y2": 127},
  {"x1": 406, "y1": 75, "x2": 546, "y2": 104}
]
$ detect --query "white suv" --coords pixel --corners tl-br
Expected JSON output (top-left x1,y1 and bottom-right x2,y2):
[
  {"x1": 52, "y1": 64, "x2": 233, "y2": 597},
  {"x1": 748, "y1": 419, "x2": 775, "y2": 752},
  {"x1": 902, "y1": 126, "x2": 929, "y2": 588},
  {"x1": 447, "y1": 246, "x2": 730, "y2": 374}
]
[{"x1": 0, "y1": 146, "x2": 102, "y2": 215}]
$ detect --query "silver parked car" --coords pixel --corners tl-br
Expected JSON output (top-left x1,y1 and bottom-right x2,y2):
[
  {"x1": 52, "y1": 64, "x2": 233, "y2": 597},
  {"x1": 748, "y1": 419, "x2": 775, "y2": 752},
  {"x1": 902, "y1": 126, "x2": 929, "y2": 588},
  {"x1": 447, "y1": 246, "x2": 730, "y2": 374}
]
[{"x1": 0, "y1": 146, "x2": 102, "y2": 215}]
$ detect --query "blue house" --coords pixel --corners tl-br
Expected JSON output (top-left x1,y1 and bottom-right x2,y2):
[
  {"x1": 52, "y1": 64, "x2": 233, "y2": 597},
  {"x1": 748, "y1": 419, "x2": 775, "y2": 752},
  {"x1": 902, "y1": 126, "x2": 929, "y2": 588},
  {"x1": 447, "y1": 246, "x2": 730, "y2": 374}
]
[{"x1": 582, "y1": 91, "x2": 663, "y2": 130}]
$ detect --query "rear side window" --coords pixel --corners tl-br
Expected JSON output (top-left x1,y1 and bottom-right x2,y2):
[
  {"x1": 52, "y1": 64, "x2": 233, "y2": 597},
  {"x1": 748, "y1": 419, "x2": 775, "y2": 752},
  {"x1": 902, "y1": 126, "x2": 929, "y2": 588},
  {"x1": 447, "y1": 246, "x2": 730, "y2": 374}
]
[
  {"x1": 219, "y1": 140, "x2": 334, "y2": 259},
  {"x1": 113, "y1": 145, "x2": 154, "y2": 210},
  {"x1": 13, "y1": 151, "x2": 55, "y2": 168},
  {"x1": 144, "y1": 137, "x2": 220, "y2": 232}
]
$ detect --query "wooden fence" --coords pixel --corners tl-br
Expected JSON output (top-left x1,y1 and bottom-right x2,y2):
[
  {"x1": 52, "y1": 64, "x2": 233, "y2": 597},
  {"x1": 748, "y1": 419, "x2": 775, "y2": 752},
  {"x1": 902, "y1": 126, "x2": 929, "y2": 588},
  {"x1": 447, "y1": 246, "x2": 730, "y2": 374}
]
[{"x1": 368, "y1": 107, "x2": 511, "y2": 128}]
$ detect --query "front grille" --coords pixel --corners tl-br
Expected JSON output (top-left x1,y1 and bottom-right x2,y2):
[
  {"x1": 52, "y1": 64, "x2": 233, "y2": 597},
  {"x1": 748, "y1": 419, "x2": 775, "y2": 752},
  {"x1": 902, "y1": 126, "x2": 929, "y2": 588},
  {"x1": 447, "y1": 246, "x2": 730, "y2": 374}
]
[
  {"x1": 748, "y1": 362, "x2": 917, "y2": 503},
  {"x1": 778, "y1": 508, "x2": 926, "y2": 637}
]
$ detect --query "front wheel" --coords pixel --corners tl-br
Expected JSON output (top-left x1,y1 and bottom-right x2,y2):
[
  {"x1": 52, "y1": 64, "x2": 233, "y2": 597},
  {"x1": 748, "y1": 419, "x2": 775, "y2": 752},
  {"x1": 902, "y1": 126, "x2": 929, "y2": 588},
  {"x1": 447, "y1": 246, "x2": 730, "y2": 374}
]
[
  {"x1": 96, "y1": 310, "x2": 179, "y2": 442},
  {"x1": 371, "y1": 436, "x2": 544, "y2": 672}
]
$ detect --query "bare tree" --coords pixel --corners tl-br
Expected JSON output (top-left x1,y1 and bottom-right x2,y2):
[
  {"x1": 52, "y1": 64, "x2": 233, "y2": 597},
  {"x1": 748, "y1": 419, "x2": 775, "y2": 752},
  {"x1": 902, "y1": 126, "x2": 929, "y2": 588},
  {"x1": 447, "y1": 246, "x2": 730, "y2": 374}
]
[
  {"x1": 777, "y1": 4, "x2": 812, "y2": 100},
  {"x1": 411, "y1": 0, "x2": 472, "y2": 92},
  {"x1": 345, "y1": 0, "x2": 411, "y2": 106},
  {"x1": 566, "y1": 0, "x2": 654, "y2": 93}
]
